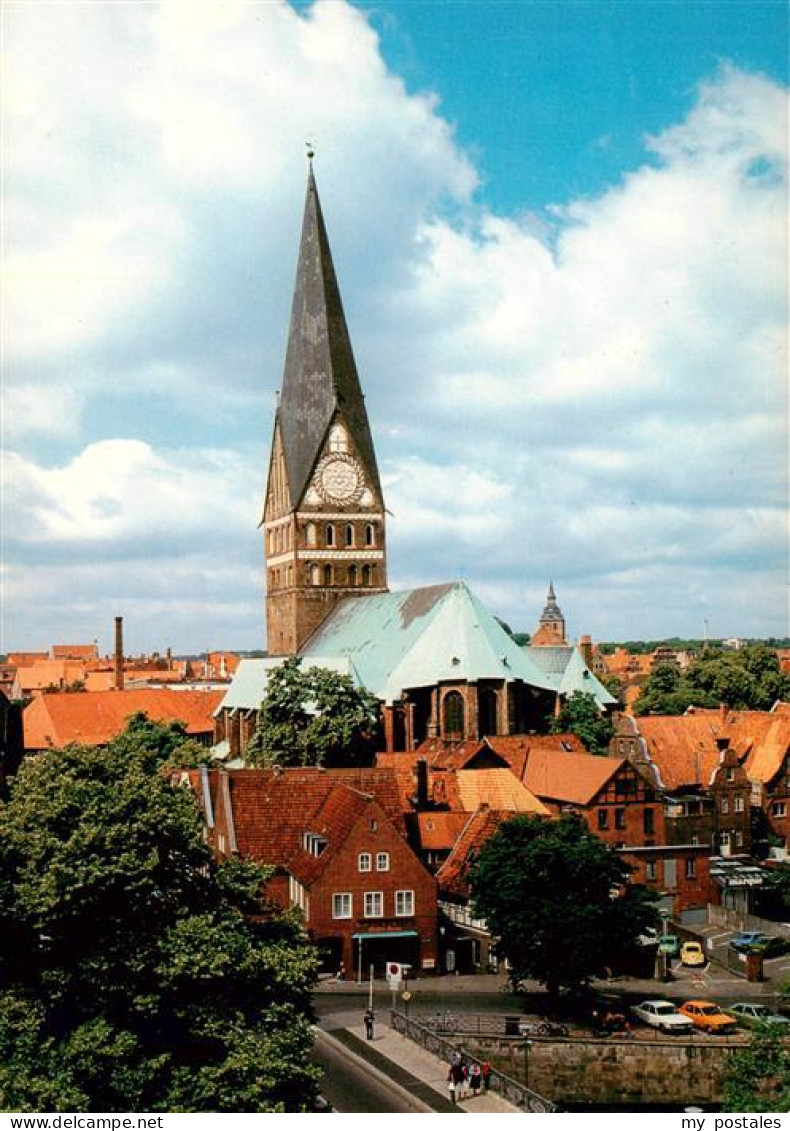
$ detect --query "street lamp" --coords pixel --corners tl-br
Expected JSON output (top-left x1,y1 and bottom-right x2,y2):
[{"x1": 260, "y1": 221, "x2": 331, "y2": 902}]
[{"x1": 522, "y1": 1038, "x2": 533, "y2": 1091}]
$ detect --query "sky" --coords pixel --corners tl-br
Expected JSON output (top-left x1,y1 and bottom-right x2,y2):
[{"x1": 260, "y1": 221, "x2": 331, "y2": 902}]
[{"x1": 3, "y1": 0, "x2": 788, "y2": 655}]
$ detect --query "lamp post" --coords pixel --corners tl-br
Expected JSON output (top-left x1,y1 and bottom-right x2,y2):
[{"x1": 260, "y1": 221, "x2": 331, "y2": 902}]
[{"x1": 522, "y1": 1038, "x2": 533, "y2": 1092}]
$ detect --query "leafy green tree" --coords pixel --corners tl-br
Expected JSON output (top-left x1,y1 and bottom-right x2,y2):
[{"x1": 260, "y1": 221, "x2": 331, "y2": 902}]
[
  {"x1": 246, "y1": 657, "x2": 381, "y2": 768},
  {"x1": 549, "y1": 691, "x2": 614, "y2": 755},
  {"x1": 635, "y1": 663, "x2": 717, "y2": 716},
  {"x1": 0, "y1": 720, "x2": 320, "y2": 1112},
  {"x1": 636, "y1": 647, "x2": 790, "y2": 716},
  {"x1": 469, "y1": 814, "x2": 658, "y2": 999},
  {"x1": 721, "y1": 1026, "x2": 790, "y2": 1111}
]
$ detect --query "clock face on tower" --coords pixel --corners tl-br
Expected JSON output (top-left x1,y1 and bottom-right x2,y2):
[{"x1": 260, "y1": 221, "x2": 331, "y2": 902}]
[{"x1": 314, "y1": 453, "x2": 365, "y2": 505}]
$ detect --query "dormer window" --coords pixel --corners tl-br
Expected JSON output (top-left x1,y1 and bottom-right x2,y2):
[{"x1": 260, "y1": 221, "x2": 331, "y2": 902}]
[{"x1": 304, "y1": 832, "x2": 327, "y2": 857}]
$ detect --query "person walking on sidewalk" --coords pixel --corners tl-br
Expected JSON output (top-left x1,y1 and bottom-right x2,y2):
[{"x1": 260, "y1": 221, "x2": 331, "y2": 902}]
[
  {"x1": 447, "y1": 1066, "x2": 457, "y2": 1105},
  {"x1": 364, "y1": 1009, "x2": 375, "y2": 1041},
  {"x1": 481, "y1": 1061, "x2": 492, "y2": 1092},
  {"x1": 469, "y1": 1063, "x2": 482, "y2": 1097},
  {"x1": 448, "y1": 1059, "x2": 466, "y2": 1101}
]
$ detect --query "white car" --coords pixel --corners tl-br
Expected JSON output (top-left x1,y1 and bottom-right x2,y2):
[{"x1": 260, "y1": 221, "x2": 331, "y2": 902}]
[{"x1": 631, "y1": 999, "x2": 695, "y2": 1034}]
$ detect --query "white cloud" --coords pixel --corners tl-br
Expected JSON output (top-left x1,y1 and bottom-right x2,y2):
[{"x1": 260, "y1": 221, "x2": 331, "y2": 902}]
[{"x1": 2, "y1": 2, "x2": 787, "y2": 648}]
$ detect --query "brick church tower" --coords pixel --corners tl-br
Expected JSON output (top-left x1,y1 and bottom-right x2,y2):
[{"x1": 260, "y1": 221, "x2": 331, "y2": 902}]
[{"x1": 262, "y1": 162, "x2": 388, "y2": 655}]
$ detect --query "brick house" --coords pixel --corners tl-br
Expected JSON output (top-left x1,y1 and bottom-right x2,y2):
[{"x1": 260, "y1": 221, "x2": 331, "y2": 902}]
[
  {"x1": 183, "y1": 767, "x2": 438, "y2": 976},
  {"x1": 612, "y1": 712, "x2": 756, "y2": 916}
]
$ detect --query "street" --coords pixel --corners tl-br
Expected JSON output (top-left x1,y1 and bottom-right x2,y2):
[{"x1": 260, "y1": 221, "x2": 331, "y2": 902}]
[{"x1": 312, "y1": 1027, "x2": 432, "y2": 1113}]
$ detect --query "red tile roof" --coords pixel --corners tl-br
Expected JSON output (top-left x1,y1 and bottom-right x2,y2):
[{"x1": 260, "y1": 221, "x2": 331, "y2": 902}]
[
  {"x1": 436, "y1": 807, "x2": 513, "y2": 899},
  {"x1": 51, "y1": 644, "x2": 99, "y2": 660},
  {"x1": 218, "y1": 768, "x2": 383, "y2": 883},
  {"x1": 23, "y1": 688, "x2": 223, "y2": 749},
  {"x1": 635, "y1": 714, "x2": 725, "y2": 790},
  {"x1": 415, "y1": 811, "x2": 470, "y2": 851},
  {"x1": 522, "y1": 749, "x2": 625, "y2": 805}
]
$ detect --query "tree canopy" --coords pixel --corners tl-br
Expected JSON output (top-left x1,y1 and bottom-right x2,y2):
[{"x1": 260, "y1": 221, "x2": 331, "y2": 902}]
[
  {"x1": 635, "y1": 646, "x2": 790, "y2": 715},
  {"x1": 549, "y1": 691, "x2": 614, "y2": 755},
  {"x1": 469, "y1": 814, "x2": 658, "y2": 998},
  {"x1": 0, "y1": 716, "x2": 320, "y2": 1112},
  {"x1": 721, "y1": 1027, "x2": 790, "y2": 1112},
  {"x1": 246, "y1": 657, "x2": 381, "y2": 768}
]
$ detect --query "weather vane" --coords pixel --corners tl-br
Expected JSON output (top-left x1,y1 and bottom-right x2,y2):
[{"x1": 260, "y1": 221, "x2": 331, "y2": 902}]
[{"x1": 306, "y1": 141, "x2": 315, "y2": 161}]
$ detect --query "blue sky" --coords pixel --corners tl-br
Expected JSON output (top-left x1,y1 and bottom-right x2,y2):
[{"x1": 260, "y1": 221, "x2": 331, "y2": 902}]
[
  {"x1": 4, "y1": 0, "x2": 788, "y2": 654},
  {"x1": 363, "y1": 1, "x2": 788, "y2": 213}
]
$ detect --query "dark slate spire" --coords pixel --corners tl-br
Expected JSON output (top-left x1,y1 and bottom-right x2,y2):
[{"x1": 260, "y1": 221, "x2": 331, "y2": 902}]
[
  {"x1": 540, "y1": 580, "x2": 564, "y2": 625},
  {"x1": 277, "y1": 164, "x2": 382, "y2": 506}
]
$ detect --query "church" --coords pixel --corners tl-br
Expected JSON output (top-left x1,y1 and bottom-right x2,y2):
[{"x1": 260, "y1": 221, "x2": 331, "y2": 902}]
[{"x1": 214, "y1": 163, "x2": 612, "y2": 758}]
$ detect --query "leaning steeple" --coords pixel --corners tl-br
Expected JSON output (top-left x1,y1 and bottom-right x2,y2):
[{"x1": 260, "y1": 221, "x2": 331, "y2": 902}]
[
  {"x1": 277, "y1": 161, "x2": 382, "y2": 508},
  {"x1": 262, "y1": 159, "x2": 388, "y2": 656}
]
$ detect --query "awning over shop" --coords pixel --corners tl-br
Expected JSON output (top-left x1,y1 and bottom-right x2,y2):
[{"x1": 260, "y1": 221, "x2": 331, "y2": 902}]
[{"x1": 352, "y1": 930, "x2": 419, "y2": 940}]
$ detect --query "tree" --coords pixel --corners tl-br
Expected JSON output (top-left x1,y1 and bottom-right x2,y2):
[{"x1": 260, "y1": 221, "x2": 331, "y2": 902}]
[
  {"x1": 0, "y1": 719, "x2": 320, "y2": 1112},
  {"x1": 549, "y1": 691, "x2": 614, "y2": 755},
  {"x1": 246, "y1": 657, "x2": 381, "y2": 768},
  {"x1": 721, "y1": 1027, "x2": 790, "y2": 1111},
  {"x1": 635, "y1": 647, "x2": 790, "y2": 716},
  {"x1": 469, "y1": 814, "x2": 658, "y2": 999}
]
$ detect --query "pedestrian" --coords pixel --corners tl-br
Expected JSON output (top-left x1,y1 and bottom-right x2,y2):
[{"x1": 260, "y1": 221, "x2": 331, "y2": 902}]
[
  {"x1": 364, "y1": 1009, "x2": 374, "y2": 1041},
  {"x1": 481, "y1": 1061, "x2": 492, "y2": 1092},
  {"x1": 451, "y1": 1050, "x2": 461, "y2": 1067},
  {"x1": 336, "y1": 962, "x2": 345, "y2": 981},
  {"x1": 469, "y1": 1063, "x2": 482, "y2": 1097},
  {"x1": 450, "y1": 1060, "x2": 466, "y2": 1100},
  {"x1": 447, "y1": 1066, "x2": 457, "y2": 1104}
]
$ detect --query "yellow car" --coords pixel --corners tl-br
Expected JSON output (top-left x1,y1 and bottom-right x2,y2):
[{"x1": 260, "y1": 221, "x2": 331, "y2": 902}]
[{"x1": 680, "y1": 941, "x2": 706, "y2": 967}]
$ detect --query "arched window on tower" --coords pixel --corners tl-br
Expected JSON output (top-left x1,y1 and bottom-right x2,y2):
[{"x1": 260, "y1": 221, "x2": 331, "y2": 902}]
[
  {"x1": 362, "y1": 564, "x2": 372, "y2": 587},
  {"x1": 365, "y1": 523, "x2": 375, "y2": 547},
  {"x1": 344, "y1": 524, "x2": 354, "y2": 547},
  {"x1": 324, "y1": 564, "x2": 333, "y2": 586},
  {"x1": 306, "y1": 522, "x2": 317, "y2": 547},
  {"x1": 326, "y1": 524, "x2": 335, "y2": 547},
  {"x1": 310, "y1": 564, "x2": 321, "y2": 586},
  {"x1": 348, "y1": 565, "x2": 359, "y2": 587},
  {"x1": 443, "y1": 691, "x2": 465, "y2": 739}
]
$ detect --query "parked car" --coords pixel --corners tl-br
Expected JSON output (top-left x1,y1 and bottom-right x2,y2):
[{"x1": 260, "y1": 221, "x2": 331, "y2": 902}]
[
  {"x1": 730, "y1": 931, "x2": 767, "y2": 952},
  {"x1": 678, "y1": 1000, "x2": 737, "y2": 1035},
  {"x1": 680, "y1": 941, "x2": 706, "y2": 967},
  {"x1": 754, "y1": 937, "x2": 790, "y2": 959},
  {"x1": 658, "y1": 934, "x2": 680, "y2": 957},
  {"x1": 729, "y1": 1003, "x2": 790, "y2": 1030},
  {"x1": 631, "y1": 1000, "x2": 695, "y2": 1034}
]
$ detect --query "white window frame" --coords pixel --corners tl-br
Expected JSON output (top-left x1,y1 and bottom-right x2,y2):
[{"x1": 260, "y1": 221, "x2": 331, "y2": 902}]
[
  {"x1": 332, "y1": 893, "x2": 352, "y2": 920},
  {"x1": 645, "y1": 861, "x2": 657, "y2": 881},
  {"x1": 734, "y1": 795, "x2": 745, "y2": 813},
  {"x1": 773, "y1": 802, "x2": 787, "y2": 818},
  {"x1": 395, "y1": 890, "x2": 414, "y2": 917},
  {"x1": 358, "y1": 852, "x2": 372, "y2": 873},
  {"x1": 376, "y1": 852, "x2": 390, "y2": 872},
  {"x1": 364, "y1": 891, "x2": 384, "y2": 918}
]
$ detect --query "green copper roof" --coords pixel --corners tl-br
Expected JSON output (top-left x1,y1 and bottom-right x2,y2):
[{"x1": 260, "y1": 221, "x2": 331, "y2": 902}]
[
  {"x1": 300, "y1": 582, "x2": 556, "y2": 703},
  {"x1": 525, "y1": 644, "x2": 615, "y2": 709},
  {"x1": 215, "y1": 656, "x2": 358, "y2": 714}
]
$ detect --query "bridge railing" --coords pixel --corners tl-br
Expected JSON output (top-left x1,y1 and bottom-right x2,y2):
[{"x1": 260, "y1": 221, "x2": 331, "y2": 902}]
[{"x1": 390, "y1": 1009, "x2": 557, "y2": 1113}]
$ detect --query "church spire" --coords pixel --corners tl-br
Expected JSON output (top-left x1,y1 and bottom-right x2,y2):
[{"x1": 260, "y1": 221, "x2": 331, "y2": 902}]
[
  {"x1": 262, "y1": 163, "x2": 388, "y2": 656},
  {"x1": 278, "y1": 163, "x2": 381, "y2": 508}
]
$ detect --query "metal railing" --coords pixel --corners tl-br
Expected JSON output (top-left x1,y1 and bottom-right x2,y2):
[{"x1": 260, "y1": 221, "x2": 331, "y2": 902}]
[{"x1": 390, "y1": 1009, "x2": 558, "y2": 1113}]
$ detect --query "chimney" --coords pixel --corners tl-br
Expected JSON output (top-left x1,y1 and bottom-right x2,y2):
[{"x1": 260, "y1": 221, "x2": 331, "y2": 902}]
[
  {"x1": 114, "y1": 616, "x2": 124, "y2": 691},
  {"x1": 580, "y1": 634, "x2": 593, "y2": 668},
  {"x1": 166, "y1": 646, "x2": 172, "y2": 670},
  {"x1": 416, "y1": 758, "x2": 429, "y2": 809}
]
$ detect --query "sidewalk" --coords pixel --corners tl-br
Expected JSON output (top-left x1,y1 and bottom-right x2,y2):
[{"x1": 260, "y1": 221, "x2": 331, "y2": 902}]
[{"x1": 341, "y1": 1018, "x2": 521, "y2": 1113}]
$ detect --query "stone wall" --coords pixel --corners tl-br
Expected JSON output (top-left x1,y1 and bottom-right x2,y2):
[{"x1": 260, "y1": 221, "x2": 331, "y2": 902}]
[{"x1": 464, "y1": 1035, "x2": 743, "y2": 1107}]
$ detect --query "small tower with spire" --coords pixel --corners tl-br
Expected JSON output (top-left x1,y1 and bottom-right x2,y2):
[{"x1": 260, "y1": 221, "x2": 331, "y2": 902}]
[
  {"x1": 531, "y1": 581, "x2": 567, "y2": 646},
  {"x1": 262, "y1": 159, "x2": 388, "y2": 655}
]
